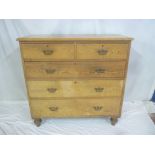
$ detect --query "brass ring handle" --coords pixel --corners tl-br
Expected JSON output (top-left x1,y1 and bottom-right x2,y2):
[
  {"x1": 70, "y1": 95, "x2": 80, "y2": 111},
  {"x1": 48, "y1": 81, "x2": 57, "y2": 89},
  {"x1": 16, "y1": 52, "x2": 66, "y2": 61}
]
[
  {"x1": 95, "y1": 87, "x2": 104, "y2": 92},
  {"x1": 95, "y1": 68, "x2": 105, "y2": 73},
  {"x1": 42, "y1": 49, "x2": 53, "y2": 55},
  {"x1": 49, "y1": 107, "x2": 58, "y2": 111},
  {"x1": 47, "y1": 88, "x2": 57, "y2": 93},
  {"x1": 93, "y1": 106, "x2": 103, "y2": 111},
  {"x1": 97, "y1": 49, "x2": 108, "y2": 55},
  {"x1": 45, "y1": 69, "x2": 56, "y2": 74}
]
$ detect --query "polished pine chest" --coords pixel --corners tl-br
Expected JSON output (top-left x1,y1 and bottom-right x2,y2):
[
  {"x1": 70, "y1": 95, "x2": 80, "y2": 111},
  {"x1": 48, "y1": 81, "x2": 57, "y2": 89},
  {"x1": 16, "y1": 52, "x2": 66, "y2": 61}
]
[{"x1": 17, "y1": 35, "x2": 132, "y2": 126}]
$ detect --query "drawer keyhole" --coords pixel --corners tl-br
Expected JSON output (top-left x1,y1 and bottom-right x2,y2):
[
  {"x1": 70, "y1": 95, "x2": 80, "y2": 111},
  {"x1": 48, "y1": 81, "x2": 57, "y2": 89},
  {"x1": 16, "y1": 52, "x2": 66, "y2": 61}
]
[{"x1": 74, "y1": 81, "x2": 77, "y2": 84}]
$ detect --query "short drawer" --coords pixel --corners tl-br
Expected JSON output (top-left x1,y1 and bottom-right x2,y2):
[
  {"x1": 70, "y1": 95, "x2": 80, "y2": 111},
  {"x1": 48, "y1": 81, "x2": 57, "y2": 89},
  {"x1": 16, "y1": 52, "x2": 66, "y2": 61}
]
[
  {"x1": 27, "y1": 80, "x2": 123, "y2": 98},
  {"x1": 77, "y1": 43, "x2": 128, "y2": 60},
  {"x1": 30, "y1": 98, "x2": 121, "y2": 118},
  {"x1": 20, "y1": 43, "x2": 75, "y2": 60},
  {"x1": 25, "y1": 61, "x2": 126, "y2": 79}
]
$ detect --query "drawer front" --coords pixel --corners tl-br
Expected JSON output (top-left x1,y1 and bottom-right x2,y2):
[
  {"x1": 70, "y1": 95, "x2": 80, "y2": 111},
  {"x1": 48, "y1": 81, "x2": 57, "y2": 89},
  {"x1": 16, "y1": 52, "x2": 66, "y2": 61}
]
[
  {"x1": 27, "y1": 80, "x2": 123, "y2": 98},
  {"x1": 77, "y1": 43, "x2": 128, "y2": 60},
  {"x1": 25, "y1": 61, "x2": 126, "y2": 79},
  {"x1": 21, "y1": 43, "x2": 75, "y2": 60},
  {"x1": 30, "y1": 98, "x2": 121, "y2": 118}
]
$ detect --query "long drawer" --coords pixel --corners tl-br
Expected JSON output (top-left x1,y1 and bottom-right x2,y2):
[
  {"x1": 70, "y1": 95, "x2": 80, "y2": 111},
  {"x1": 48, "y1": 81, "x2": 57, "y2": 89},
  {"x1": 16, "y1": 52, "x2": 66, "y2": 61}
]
[
  {"x1": 25, "y1": 61, "x2": 126, "y2": 79},
  {"x1": 27, "y1": 80, "x2": 123, "y2": 98},
  {"x1": 77, "y1": 43, "x2": 128, "y2": 60},
  {"x1": 21, "y1": 43, "x2": 75, "y2": 60},
  {"x1": 30, "y1": 98, "x2": 121, "y2": 118}
]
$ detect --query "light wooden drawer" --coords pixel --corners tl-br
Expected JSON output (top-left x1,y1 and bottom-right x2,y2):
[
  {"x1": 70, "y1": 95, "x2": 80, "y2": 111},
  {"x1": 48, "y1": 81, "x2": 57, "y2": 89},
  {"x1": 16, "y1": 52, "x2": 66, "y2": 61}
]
[
  {"x1": 27, "y1": 80, "x2": 123, "y2": 98},
  {"x1": 21, "y1": 43, "x2": 75, "y2": 60},
  {"x1": 30, "y1": 98, "x2": 121, "y2": 118},
  {"x1": 77, "y1": 43, "x2": 128, "y2": 60},
  {"x1": 25, "y1": 61, "x2": 126, "y2": 79}
]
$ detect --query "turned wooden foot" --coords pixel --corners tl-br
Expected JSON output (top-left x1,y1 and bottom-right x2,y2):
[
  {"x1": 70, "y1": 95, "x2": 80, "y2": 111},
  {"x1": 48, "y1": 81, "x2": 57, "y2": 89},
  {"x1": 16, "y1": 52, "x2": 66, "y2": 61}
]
[
  {"x1": 110, "y1": 117, "x2": 118, "y2": 125},
  {"x1": 34, "y1": 118, "x2": 42, "y2": 127}
]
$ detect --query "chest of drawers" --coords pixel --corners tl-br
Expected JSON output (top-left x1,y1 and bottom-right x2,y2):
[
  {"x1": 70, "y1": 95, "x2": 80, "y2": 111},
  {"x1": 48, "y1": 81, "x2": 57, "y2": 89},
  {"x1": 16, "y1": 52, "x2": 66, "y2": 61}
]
[{"x1": 17, "y1": 35, "x2": 132, "y2": 126}]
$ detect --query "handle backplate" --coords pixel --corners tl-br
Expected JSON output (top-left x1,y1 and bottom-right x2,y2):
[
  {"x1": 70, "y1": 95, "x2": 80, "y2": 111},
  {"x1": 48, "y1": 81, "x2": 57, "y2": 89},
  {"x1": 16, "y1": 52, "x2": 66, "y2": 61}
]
[
  {"x1": 45, "y1": 69, "x2": 56, "y2": 74},
  {"x1": 43, "y1": 49, "x2": 53, "y2": 55},
  {"x1": 47, "y1": 88, "x2": 57, "y2": 93},
  {"x1": 95, "y1": 68, "x2": 105, "y2": 73},
  {"x1": 93, "y1": 106, "x2": 103, "y2": 111},
  {"x1": 97, "y1": 49, "x2": 108, "y2": 55},
  {"x1": 49, "y1": 107, "x2": 58, "y2": 111},
  {"x1": 95, "y1": 87, "x2": 104, "y2": 92}
]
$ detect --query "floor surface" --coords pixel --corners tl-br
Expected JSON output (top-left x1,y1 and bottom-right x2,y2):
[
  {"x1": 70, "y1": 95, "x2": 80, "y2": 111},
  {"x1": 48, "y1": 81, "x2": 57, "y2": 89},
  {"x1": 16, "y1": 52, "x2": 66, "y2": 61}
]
[{"x1": 0, "y1": 100, "x2": 155, "y2": 135}]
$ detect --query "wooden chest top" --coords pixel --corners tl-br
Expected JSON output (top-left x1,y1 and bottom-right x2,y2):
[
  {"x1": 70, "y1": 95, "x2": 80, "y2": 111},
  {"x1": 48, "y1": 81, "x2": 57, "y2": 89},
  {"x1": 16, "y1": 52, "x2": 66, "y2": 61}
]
[{"x1": 17, "y1": 34, "x2": 133, "y2": 42}]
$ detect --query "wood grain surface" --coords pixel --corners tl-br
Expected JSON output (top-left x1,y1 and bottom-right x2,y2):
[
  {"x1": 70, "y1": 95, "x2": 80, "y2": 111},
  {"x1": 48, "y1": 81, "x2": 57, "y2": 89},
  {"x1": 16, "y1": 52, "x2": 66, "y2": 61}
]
[
  {"x1": 25, "y1": 61, "x2": 126, "y2": 79},
  {"x1": 30, "y1": 98, "x2": 121, "y2": 118}
]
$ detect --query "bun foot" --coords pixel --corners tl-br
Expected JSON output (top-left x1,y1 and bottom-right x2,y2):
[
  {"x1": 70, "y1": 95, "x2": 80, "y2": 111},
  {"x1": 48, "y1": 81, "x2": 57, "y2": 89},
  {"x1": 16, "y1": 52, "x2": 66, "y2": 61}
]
[
  {"x1": 110, "y1": 117, "x2": 118, "y2": 125},
  {"x1": 34, "y1": 118, "x2": 42, "y2": 127}
]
